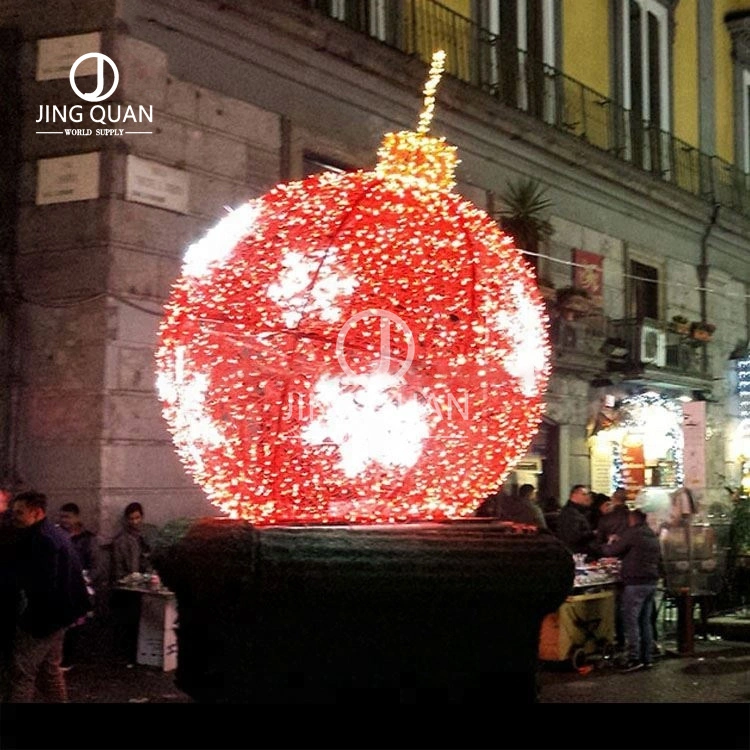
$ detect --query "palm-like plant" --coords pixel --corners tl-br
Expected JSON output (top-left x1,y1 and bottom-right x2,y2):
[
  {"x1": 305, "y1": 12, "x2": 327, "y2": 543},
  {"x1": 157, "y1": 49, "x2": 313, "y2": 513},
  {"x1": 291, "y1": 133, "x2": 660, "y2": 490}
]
[{"x1": 496, "y1": 178, "x2": 554, "y2": 263}]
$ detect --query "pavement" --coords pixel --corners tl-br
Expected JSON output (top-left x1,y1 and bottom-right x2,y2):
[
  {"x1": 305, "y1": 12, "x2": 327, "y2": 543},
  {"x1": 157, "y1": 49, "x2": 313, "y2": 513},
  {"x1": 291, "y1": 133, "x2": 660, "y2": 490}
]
[
  {"x1": 50, "y1": 631, "x2": 750, "y2": 706},
  {"x1": 538, "y1": 635, "x2": 750, "y2": 703},
  {"x1": 43, "y1": 606, "x2": 750, "y2": 706},
  {"x1": 2, "y1": 613, "x2": 748, "y2": 750}
]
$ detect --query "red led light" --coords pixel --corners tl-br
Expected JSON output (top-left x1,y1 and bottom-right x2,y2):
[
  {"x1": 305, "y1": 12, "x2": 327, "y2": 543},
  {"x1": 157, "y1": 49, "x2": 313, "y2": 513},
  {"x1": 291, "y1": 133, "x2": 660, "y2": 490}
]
[{"x1": 155, "y1": 55, "x2": 551, "y2": 525}]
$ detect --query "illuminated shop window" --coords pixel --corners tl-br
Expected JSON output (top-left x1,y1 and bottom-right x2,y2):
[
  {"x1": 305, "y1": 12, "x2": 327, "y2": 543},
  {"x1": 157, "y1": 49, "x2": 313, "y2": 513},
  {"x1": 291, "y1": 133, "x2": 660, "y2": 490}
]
[{"x1": 590, "y1": 392, "x2": 684, "y2": 500}]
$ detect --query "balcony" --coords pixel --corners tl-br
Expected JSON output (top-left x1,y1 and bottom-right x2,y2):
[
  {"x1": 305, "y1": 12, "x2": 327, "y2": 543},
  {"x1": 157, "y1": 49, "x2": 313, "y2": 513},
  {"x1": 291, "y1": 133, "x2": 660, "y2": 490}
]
[
  {"x1": 603, "y1": 318, "x2": 712, "y2": 389},
  {"x1": 549, "y1": 313, "x2": 607, "y2": 378},
  {"x1": 307, "y1": 0, "x2": 750, "y2": 219}
]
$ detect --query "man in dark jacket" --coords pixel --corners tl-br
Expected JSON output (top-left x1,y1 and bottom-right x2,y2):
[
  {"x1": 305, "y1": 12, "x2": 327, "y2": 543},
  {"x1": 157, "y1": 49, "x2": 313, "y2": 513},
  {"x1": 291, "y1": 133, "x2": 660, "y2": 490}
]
[
  {"x1": 602, "y1": 508, "x2": 662, "y2": 672},
  {"x1": 595, "y1": 486, "x2": 630, "y2": 545},
  {"x1": 496, "y1": 483, "x2": 547, "y2": 528},
  {"x1": 556, "y1": 484, "x2": 601, "y2": 560},
  {"x1": 8, "y1": 491, "x2": 91, "y2": 702},
  {"x1": 594, "y1": 486, "x2": 631, "y2": 652}
]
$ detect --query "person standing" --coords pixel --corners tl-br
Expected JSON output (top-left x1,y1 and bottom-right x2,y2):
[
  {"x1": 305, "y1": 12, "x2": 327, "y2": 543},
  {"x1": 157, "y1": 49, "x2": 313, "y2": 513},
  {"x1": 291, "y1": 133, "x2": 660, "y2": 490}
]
[
  {"x1": 110, "y1": 501, "x2": 157, "y2": 582},
  {"x1": 0, "y1": 484, "x2": 20, "y2": 701},
  {"x1": 496, "y1": 483, "x2": 547, "y2": 529},
  {"x1": 57, "y1": 502, "x2": 101, "y2": 580},
  {"x1": 8, "y1": 491, "x2": 90, "y2": 702},
  {"x1": 595, "y1": 486, "x2": 630, "y2": 545},
  {"x1": 595, "y1": 486, "x2": 631, "y2": 653},
  {"x1": 556, "y1": 484, "x2": 601, "y2": 560},
  {"x1": 109, "y1": 502, "x2": 158, "y2": 664},
  {"x1": 56, "y1": 502, "x2": 101, "y2": 670},
  {"x1": 602, "y1": 509, "x2": 662, "y2": 672}
]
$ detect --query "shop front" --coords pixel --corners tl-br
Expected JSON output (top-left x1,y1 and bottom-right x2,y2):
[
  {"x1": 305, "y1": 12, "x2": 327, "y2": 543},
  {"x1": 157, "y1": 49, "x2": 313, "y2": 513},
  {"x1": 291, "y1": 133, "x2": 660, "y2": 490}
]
[
  {"x1": 588, "y1": 388, "x2": 706, "y2": 528},
  {"x1": 588, "y1": 385, "x2": 729, "y2": 643}
]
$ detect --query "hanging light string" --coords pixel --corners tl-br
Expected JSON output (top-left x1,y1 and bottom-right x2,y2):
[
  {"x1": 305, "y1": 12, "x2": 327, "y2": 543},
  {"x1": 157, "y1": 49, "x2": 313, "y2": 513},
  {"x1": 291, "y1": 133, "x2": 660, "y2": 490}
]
[
  {"x1": 18, "y1": 245, "x2": 748, "y2": 314},
  {"x1": 523, "y1": 247, "x2": 750, "y2": 301}
]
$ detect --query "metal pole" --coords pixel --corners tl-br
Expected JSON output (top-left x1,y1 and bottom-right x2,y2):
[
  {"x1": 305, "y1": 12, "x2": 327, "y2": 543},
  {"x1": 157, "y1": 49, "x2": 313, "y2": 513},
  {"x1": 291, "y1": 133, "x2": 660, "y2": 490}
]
[{"x1": 677, "y1": 513, "x2": 695, "y2": 656}]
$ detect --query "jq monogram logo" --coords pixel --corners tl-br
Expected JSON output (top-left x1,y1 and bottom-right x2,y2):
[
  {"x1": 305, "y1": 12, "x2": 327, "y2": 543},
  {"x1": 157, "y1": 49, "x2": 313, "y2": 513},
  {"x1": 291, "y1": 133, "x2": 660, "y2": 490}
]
[
  {"x1": 69, "y1": 52, "x2": 119, "y2": 102},
  {"x1": 336, "y1": 309, "x2": 415, "y2": 377}
]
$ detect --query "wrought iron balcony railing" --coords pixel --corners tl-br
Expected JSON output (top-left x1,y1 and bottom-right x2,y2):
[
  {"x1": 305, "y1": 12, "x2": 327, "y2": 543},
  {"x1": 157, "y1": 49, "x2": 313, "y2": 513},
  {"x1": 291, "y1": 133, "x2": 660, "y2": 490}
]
[
  {"x1": 307, "y1": 0, "x2": 750, "y2": 218},
  {"x1": 606, "y1": 318, "x2": 711, "y2": 380}
]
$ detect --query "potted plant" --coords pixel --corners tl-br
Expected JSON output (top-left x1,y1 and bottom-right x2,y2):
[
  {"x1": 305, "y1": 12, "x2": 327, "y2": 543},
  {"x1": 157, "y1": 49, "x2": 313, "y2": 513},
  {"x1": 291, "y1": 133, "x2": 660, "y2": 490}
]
[
  {"x1": 690, "y1": 321, "x2": 716, "y2": 342},
  {"x1": 496, "y1": 178, "x2": 554, "y2": 272},
  {"x1": 669, "y1": 315, "x2": 690, "y2": 336},
  {"x1": 556, "y1": 286, "x2": 591, "y2": 319},
  {"x1": 536, "y1": 275, "x2": 557, "y2": 302}
]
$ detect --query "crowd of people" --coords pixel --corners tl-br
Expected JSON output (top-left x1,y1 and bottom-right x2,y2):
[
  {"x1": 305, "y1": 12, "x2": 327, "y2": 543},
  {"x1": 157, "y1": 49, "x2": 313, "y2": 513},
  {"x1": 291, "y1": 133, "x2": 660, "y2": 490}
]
[
  {"x1": 0, "y1": 474, "x2": 676, "y2": 700},
  {"x1": 476, "y1": 481, "x2": 664, "y2": 673},
  {"x1": 0, "y1": 484, "x2": 160, "y2": 703}
]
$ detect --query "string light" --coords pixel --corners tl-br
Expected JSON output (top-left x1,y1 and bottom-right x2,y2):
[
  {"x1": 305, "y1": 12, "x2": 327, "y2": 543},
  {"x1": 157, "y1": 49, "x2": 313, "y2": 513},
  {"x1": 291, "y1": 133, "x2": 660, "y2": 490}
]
[
  {"x1": 607, "y1": 393, "x2": 685, "y2": 490},
  {"x1": 416, "y1": 50, "x2": 445, "y2": 134},
  {"x1": 155, "y1": 52, "x2": 551, "y2": 525}
]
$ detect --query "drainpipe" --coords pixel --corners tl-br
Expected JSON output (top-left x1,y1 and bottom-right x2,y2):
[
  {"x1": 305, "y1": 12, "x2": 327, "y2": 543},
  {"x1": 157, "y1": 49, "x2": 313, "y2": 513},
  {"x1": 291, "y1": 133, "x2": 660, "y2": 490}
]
[
  {"x1": 697, "y1": 203, "x2": 720, "y2": 375},
  {"x1": 677, "y1": 203, "x2": 720, "y2": 655}
]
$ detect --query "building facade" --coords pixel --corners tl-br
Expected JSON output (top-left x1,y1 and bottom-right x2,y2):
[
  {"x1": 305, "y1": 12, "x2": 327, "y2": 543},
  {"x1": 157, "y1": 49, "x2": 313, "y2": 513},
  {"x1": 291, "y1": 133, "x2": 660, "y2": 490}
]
[{"x1": 1, "y1": 0, "x2": 749, "y2": 536}]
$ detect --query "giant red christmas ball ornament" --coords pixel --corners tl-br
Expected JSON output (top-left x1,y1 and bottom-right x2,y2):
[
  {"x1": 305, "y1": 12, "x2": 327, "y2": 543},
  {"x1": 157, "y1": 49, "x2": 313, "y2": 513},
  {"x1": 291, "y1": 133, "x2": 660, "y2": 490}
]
[{"x1": 155, "y1": 66, "x2": 550, "y2": 525}]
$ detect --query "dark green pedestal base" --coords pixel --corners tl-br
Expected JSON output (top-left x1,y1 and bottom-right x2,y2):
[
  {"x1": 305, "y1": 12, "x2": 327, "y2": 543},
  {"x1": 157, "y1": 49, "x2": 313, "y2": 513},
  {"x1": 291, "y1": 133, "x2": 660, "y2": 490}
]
[{"x1": 155, "y1": 518, "x2": 574, "y2": 703}]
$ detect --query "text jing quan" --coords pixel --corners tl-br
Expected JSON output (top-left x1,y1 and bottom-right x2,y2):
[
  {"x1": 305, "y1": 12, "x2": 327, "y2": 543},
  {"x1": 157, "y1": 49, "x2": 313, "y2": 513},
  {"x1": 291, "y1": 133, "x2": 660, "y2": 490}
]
[{"x1": 36, "y1": 104, "x2": 153, "y2": 125}]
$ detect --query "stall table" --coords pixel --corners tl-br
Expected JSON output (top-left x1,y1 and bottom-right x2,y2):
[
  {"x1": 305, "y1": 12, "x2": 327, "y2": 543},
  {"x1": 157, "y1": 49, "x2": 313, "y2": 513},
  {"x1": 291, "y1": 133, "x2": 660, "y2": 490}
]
[
  {"x1": 115, "y1": 576, "x2": 178, "y2": 672},
  {"x1": 539, "y1": 560, "x2": 620, "y2": 668}
]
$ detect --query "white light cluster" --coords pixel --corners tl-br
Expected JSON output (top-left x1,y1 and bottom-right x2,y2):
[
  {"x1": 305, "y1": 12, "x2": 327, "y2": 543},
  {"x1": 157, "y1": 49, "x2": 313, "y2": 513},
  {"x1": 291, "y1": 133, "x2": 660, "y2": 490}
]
[
  {"x1": 182, "y1": 202, "x2": 261, "y2": 277},
  {"x1": 301, "y1": 372, "x2": 432, "y2": 477},
  {"x1": 488, "y1": 280, "x2": 548, "y2": 397},
  {"x1": 267, "y1": 248, "x2": 359, "y2": 328}
]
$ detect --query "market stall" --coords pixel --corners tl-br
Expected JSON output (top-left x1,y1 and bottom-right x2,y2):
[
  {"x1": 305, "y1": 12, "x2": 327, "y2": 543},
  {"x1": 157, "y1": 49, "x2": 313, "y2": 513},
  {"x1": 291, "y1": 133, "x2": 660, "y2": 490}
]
[
  {"x1": 539, "y1": 557, "x2": 620, "y2": 668},
  {"x1": 115, "y1": 573, "x2": 178, "y2": 671}
]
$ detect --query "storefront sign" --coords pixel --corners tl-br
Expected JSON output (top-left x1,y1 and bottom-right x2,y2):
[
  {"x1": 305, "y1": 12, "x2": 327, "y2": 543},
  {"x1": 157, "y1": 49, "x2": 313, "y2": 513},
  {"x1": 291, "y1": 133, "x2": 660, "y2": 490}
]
[
  {"x1": 737, "y1": 357, "x2": 750, "y2": 419},
  {"x1": 36, "y1": 32, "x2": 101, "y2": 81},
  {"x1": 682, "y1": 400, "x2": 706, "y2": 490},
  {"x1": 590, "y1": 444, "x2": 612, "y2": 494},
  {"x1": 36, "y1": 152, "x2": 100, "y2": 205},
  {"x1": 573, "y1": 248, "x2": 603, "y2": 308},
  {"x1": 621, "y1": 441, "x2": 645, "y2": 500}
]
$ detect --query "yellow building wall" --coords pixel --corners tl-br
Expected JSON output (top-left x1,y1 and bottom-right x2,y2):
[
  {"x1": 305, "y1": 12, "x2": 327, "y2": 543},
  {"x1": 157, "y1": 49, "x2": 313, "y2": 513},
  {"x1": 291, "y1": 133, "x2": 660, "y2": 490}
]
[
  {"x1": 437, "y1": 0, "x2": 469, "y2": 15},
  {"x1": 562, "y1": 0, "x2": 610, "y2": 96},
  {"x1": 408, "y1": 0, "x2": 473, "y2": 80},
  {"x1": 715, "y1": 0, "x2": 750, "y2": 164},
  {"x1": 672, "y1": 0, "x2": 698, "y2": 148}
]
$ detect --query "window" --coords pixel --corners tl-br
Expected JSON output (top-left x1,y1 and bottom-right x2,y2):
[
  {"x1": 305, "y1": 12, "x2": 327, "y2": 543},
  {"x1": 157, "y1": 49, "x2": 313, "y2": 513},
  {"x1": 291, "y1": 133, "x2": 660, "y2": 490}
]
[
  {"x1": 619, "y1": 0, "x2": 672, "y2": 173},
  {"x1": 628, "y1": 259, "x2": 660, "y2": 321},
  {"x1": 479, "y1": 0, "x2": 558, "y2": 120},
  {"x1": 726, "y1": 13, "x2": 750, "y2": 175},
  {"x1": 329, "y1": 0, "x2": 397, "y2": 45}
]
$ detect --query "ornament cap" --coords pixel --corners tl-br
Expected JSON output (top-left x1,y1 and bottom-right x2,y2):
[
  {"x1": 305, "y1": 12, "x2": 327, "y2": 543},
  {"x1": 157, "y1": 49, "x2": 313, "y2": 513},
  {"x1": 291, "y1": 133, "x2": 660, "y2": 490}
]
[{"x1": 375, "y1": 130, "x2": 458, "y2": 192}]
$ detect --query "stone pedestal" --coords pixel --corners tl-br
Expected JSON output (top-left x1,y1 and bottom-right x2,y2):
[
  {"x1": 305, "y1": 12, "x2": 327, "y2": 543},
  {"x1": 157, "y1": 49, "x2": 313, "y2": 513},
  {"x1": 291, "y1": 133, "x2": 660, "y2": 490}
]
[{"x1": 155, "y1": 518, "x2": 574, "y2": 703}]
